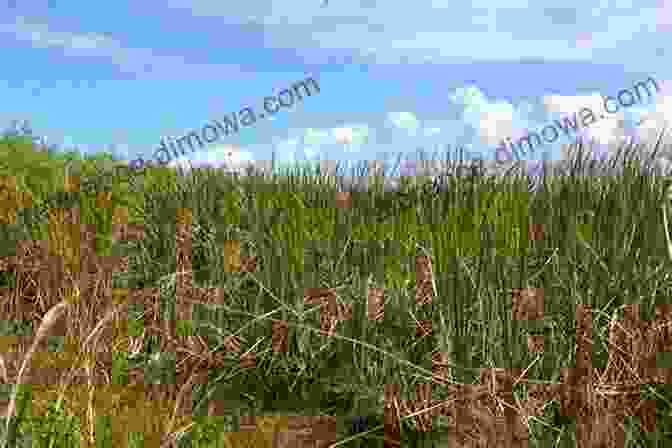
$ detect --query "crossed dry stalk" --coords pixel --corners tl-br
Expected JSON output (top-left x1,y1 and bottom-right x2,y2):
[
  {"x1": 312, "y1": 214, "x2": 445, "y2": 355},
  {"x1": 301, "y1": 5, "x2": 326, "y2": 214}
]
[{"x1": 4, "y1": 300, "x2": 70, "y2": 429}]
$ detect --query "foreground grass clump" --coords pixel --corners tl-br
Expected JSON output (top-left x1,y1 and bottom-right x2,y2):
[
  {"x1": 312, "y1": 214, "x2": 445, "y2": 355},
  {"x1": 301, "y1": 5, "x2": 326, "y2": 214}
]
[{"x1": 0, "y1": 127, "x2": 671, "y2": 447}]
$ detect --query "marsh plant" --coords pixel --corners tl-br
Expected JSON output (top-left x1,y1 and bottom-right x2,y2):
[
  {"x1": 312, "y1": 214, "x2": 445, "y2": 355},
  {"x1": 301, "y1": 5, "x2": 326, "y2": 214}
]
[{"x1": 0, "y1": 120, "x2": 671, "y2": 447}]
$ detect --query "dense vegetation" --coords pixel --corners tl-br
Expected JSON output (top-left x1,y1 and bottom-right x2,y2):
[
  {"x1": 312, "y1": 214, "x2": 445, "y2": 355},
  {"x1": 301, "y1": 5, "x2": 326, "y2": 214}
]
[{"x1": 0, "y1": 121, "x2": 671, "y2": 447}]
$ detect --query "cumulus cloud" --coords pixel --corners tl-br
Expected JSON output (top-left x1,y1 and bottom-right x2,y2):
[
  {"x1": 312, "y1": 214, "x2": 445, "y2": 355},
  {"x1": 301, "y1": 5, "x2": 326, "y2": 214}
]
[
  {"x1": 474, "y1": 106, "x2": 519, "y2": 148},
  {"x1": 332, "y1": 125, "x2": 370, "y2": 149},
  {"x1": 449, "y1": 85, "x2": 526, "y2": 157},
  {"x1": 450, "y1": 86, "x2": 488, "y2": 114},
  {"x1": 167, "y1": 143, "x2": 256, "y2": 174},
  {"x1": 8, "y1": 0, "x2": 671, "y2": 188},
  {"x1": 635, "y1": 82, "x2": 672, "y2": 141},
  {"x1": 541, "y1": 91, "x2": 629, "y2": 153},
  {"x1": 303, "y1": 128, "x2": 332, "y2": 147},
  {"x1": 387, "y1": 112, "x2": 420, "y2": 136},
  {"x1": 434, "y1": 77, "x2": 672, "y2": 169},
  {"x1": 249, "y1": 76, "x2": 670, "y2": 180}
]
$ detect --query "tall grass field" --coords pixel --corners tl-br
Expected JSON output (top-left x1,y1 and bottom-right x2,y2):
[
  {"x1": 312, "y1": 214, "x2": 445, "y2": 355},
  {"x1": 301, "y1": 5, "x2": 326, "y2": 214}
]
[{"x1": 0, "y1": 128, "x2": 671, "y2": 447}]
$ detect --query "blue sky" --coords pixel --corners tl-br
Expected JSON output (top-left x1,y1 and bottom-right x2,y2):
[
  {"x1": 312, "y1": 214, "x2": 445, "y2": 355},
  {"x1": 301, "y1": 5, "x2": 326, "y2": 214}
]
[{"x1": 2, "y1": 0, "x2": 671, "y2": 178}]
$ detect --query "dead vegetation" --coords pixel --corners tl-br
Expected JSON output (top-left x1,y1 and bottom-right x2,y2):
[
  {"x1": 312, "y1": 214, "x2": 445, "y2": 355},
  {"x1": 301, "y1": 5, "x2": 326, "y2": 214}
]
[
  {"x1": 0, "y1": 202, "x2": 668, "y2": 447},
  {"x1": 1, "y1": 142, "x2": 672, "y2": 447}
]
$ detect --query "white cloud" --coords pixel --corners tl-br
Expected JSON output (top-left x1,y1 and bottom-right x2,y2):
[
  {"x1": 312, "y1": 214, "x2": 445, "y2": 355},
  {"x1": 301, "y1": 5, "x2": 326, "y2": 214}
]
[
  {"x1": 641, "y1": 80, "x2": 672, "y2": 127},
  {"x1": 539, "y1": 80, "x2": 672, "y2": 153},
  {"x1": 634, "y1": 110, "x2": 672, "y2": 144},
  {"x1": 541, "y1": 89, "x2": 655, "y2": 131},
  {"x1": 303, "y1": 128, "x2": 332, "y2": 146},
  {"x1": 475, "y1": 106, "x2": 518, "y2": 147},
  {"x1": 10, "y1": 1, "x2": 662, "y2": 76},
  {"x1": 332, "y1": 125, "x2": 369, "y2": 149},
  {"x1": 387, "y1": 112, "x2": 419, "y2": 136},
  {"x1": 449, "y1": 85, "x2": 521, "y2": 153},
  {"x1": 333, "y1": 127, "x2": 354, "y2": 145},
  {"x1": 511, "y1": 90, "x2": 644, "y2": 158},
  {"x1": 444, "y1": 80, "x2": 669, "y2": 165},
  {"x1": 450, "y1": 86, "x2": 488, "y2": 113},
  {"x1": 167, "y1": 143, "x2": 256, "y2": 174},
  {"x1": 2, "y1": 16, "x2": 250, "y2": 78},
  {"x1": 578, "y1": 116, "x2": 628, "y2": 146}
]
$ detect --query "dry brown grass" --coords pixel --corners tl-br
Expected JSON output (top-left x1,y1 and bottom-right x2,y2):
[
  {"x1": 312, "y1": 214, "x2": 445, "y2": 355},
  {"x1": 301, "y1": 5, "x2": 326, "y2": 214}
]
[
  {"x1": 377, "y1": 299, "x2": 669, "y2": 448},
  {"x1": 0, "y1": 199, "x2": 669, "y2": 448},
  {"x1": 0, "y1": 204, "x2": 339, "y2": 448}
]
